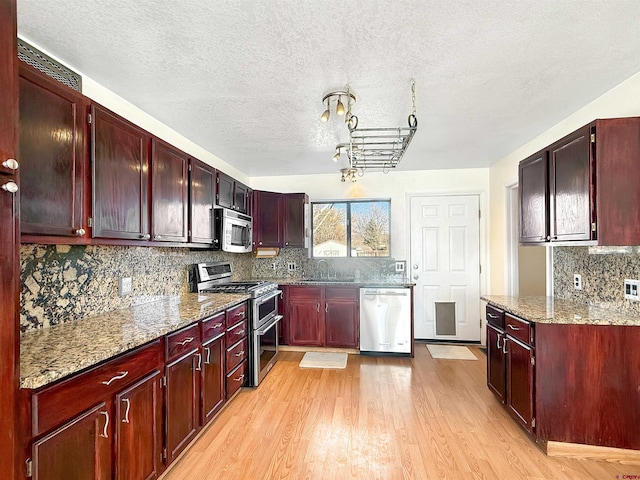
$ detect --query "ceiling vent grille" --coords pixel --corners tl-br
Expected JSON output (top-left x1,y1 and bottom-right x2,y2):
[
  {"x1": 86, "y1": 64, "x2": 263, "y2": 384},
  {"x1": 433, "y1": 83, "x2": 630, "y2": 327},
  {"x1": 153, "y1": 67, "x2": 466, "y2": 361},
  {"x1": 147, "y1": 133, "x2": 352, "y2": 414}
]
[{"x1": 17, "y1": 38, "x2": 82, "y2": 92}]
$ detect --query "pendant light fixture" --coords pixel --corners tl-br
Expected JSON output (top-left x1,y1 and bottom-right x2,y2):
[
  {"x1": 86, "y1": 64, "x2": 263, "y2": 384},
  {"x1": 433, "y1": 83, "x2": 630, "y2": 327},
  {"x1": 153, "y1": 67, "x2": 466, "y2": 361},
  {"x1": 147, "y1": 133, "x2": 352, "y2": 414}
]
[{"x1": 320, "y1": 88, "x2": 356, "y2": 123}]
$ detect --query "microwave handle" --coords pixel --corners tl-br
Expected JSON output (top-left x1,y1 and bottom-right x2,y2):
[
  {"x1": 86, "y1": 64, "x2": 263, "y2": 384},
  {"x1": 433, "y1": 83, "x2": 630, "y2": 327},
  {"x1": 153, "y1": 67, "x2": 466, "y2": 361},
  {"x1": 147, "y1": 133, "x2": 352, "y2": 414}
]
[{"x1": 244, "y1": 225, "x2": 252, "y2": 249}]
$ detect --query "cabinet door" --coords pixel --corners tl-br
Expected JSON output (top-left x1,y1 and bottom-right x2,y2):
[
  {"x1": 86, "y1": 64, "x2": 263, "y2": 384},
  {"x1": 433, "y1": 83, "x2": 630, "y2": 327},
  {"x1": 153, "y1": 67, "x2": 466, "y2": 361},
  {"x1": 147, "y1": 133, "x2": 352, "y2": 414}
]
[
  {"x1": 254, "y1": 190, "x2": 282, "y2": 248},
  {"x1": 324, "y1": 300, "x2": 358, "y2": 348},
  {"x1": 189, "y1": 159, "x2": 216, "y2": 245},
  {"x1": 92, "y1": 105, "x2": 149, "y2": 240},
  {"x1": 288, "y1": 299, "x2": 323, "y2": 346},
  {"x1": 115, "y1": 371, "x2": 162, "y2": 480},
  {"x1": 201, "y1": 335, "x2": 225, "y2": 425},
  {"x1": 234, "y1": 182, "x2": 250, "y2": 214},
  {"x1": 486, "y1": 324, "x2": 506, "y2": 403},
  {"x1": 506, "y1": 336, "x2": 534, "y2": 432},
  {"x1": 519, "y1": 151, "x2": 548, "y2": 243},
  {"x1": 283, "y1": 193, "x2": 307, "y2": 248},
  {"x1": 18, "y1": 64, "x2": 87, "y2": 238},
  {"x1": 165, "y1": 351, "x2": 199, "y2": 463},
  {"x1": 216, "y1": 172, "x2": 234, "y2": 209},
  {"x1": 32, "y1": 402, "x2": 112, "y2": 480},
  {"x1": 549, "y1": 127, "x2": 593, "y2": 242},
  {"x1": 150, "y1": 140, "x2": 188, "y2": 242}
]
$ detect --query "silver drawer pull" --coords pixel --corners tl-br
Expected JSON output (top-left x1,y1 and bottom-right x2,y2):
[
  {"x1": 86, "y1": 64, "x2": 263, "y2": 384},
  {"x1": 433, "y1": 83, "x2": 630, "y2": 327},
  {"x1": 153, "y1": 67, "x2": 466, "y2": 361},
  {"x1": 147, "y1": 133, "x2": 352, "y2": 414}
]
[
  {"x1": 102, "y1": 371, "x2": 128, "y2": 386},
  {"x1": 487, "y1": 313, "x2": 498, "y2": 319},
  {"x1": 122, "y1": 398, "x2": 131, "y2": 423},
  {"x1": 179, "y1": 337, "x2": 194, "y2": 346},
  {"x1": 99, "y1": 412, "x2": 109, "y2": 438},
  {"x1": 234, "y1": 350, "x2": 245, "y2": 357},
  {"x1": 212, "y1": 322, "x2": 223, "y2": 328},
  {"x1": 234, "y1": 311, "x2": 245, "y2": 318},
  {"x1": 507, "y1": 324, "x2": 521, "y2": 331},
  {"x1": 236, "y1": 330, "x2": 245, "y2": 336},
  {"x1": 233, "y1": 374, "x2": 245, "y2": 383}
]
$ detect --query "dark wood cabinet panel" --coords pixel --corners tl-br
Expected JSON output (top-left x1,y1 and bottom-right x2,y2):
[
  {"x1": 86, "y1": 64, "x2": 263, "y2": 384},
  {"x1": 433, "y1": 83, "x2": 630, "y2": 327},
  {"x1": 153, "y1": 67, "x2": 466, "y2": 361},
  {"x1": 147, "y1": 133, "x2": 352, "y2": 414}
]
[
  {"x1": 506, "y1": 337, "x2": 534, "y2": 433},
  {"x1": 253, "y1": 190, "x2": 283, "y2": 248},
  {"x1": 216, "y1": 172, "x2": 234, "y2": 210},
  {"x1": 201, "y1": 335, "x2": 225, "y2": 425},
  {"x1": 486, "y1": 324, "x2": 506, "y2": 403},
  {"x1": 234, "y1": 182, "x2": 250, "y2": 214},
  {"x1": 288, "y1": 299, "x2": 324, "y2": 346},
  {"x1": 189, "y1": 158, "x2": 216, "y2": 245},
  {"x1": 151, "y1": 139, "x2": 188, "y2": 242},
  {"x1": 283, "y1": 193, "x2": 307, "y2": 248},
  {"x1": 115, "y1": 371, "x2": 162, "y2": 480},
  {"x1": 32, "y1": 402, "x2": 112, "y2": 480},
  {"x1": 225, "y1": 360, "x2": 247, "y2": 400},
  {"x1": 165, "y1": 350, "x2": 199, "y2": 463},
  {"x1": 91, "y1": 105, "x2": 150, "y2": 240},
  {"x1": 518, "y1": 151, "x2": 548, "y2": 243},
  {"x1": 324, "y1": 300, "x2": 358, "y2": 348},
  {"x1": 549, "y1": 126, "x2": 593, "y2": 242},
  {"x1": 18, "y1": 64, "x2": 88, "y2": 238}
]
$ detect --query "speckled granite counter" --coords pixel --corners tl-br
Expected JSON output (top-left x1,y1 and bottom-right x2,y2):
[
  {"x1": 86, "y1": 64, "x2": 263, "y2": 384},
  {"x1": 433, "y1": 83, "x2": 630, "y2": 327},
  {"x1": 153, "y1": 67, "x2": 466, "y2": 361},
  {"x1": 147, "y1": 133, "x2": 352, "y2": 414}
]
[
  {"x1": 482, "y1": 295, "x2": 640, "y2": 326},
  {"x1": 20, "y1": 292, "x2": 250, "y2": 390}
]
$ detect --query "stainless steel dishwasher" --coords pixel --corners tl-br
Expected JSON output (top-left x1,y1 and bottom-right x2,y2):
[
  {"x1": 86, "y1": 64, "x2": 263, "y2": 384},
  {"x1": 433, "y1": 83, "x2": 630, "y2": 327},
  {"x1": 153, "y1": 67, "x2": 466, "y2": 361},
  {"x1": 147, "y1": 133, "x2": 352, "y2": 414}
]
[{"x1": 359, "y1": 287, "x2": 412, "y2": 355}]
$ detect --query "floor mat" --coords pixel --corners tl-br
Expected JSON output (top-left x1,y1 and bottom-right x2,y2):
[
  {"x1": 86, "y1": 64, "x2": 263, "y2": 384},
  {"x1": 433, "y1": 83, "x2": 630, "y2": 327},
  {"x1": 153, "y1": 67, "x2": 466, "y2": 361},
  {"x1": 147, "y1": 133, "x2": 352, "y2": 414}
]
[
  {"x1": 426, "y1": 344, "x2": 478, "y2": 360},
  {"x1": 299, "y1": 352, "x2": 348, "y2": 369}
]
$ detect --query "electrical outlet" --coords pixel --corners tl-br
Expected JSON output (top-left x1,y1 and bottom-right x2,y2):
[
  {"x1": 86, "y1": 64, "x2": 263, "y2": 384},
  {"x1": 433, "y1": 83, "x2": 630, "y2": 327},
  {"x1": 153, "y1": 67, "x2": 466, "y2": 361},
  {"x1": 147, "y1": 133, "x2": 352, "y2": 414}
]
[
  {"x1": 287, "y1": 262, "x2": 296, "y2": 271},
  {"x1": 271, "y1": 262, "x2": 277, "y2": 270},
  {"x1": 573, "y1": 274, "x2": 582, "y2": 290},
  {"x1": 118, "y1": 277, "x2": 132, "y2": 296},
  {"x1": 395, "y1": 261, "x2": 406, "y2": 273},
  {"x1": 624, "y1": 279, "x2": 640, "y2": 301}
]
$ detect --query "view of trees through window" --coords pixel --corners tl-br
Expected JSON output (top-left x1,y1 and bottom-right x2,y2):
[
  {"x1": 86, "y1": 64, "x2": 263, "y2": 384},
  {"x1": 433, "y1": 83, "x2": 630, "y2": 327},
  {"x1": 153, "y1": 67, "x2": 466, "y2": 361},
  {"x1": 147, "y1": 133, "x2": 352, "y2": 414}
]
[{"x1": 312, "y1": 200, "x2": 390, "y2": 257}]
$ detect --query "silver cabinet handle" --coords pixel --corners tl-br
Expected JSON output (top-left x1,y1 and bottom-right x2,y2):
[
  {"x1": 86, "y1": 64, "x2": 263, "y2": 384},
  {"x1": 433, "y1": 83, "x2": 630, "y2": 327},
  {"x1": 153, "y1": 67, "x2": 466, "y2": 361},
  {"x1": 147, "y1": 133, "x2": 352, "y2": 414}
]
[
  {"x1": 507, "y1": 324, "x2": 521, "y2": 331},
  {"x1": 496, "y1": 333, "x2": 502, "y2": 349},
  {"x1": 234, "y1": 350, "x2": 245, "y2": 357},
  {"x1": 234, "y1": 311, "x2": 245, "y2": 318},
  {"x1": 102, "y1": 371, "x2": 128, "y2": 386},
  {"x1": 487, "y1": 313, "x2": 498, "y2": 319},
  {"x1": 212, "y1": 322, "x2": 223, "y2": 328},
  {"x1": 195, "y1": 353, "x2": 202, "y2": 371},
  {"x1": 317, "y1": 303, "x2": 320, "y2": 312},
  {"x1": 99, "y1": 412, "x2": 109, "y2": 438},
  {"x1": 140, "y1": 234, "x2": 151, "y2": 240},
  {"x1": 325, "y1": 303, "x2": 328, "y2": 313},
  {"x1": 2, "y1": 158, "x2": 19, "y2": 170},
  {"x1": 502, "y1": 338, "x2": 508, "y2": 355},
  {"x1": 122, "y1": 398, "x2": 131, "y2": 423},
  {"x1": 205, "y1": 347, "x2": 211, "y2": 365},
  {"x1": 179, "y1": 337, "x2": 194, "y2": 346},
  {"x1": 1, "y1": 181, "x2": 18, "y2": 193},
  {"x1": 233, "y1": 374, "x2": 245, "y2": 383},
  {"x1": 154, "y1": 235, "x2": 162, "y2": 240},
  {"x1": 74, "y1": 228, "x2": 86, "y2": 237},
  {"x1": 235, "y1": 330, "x2": 245, "y2": 337}
]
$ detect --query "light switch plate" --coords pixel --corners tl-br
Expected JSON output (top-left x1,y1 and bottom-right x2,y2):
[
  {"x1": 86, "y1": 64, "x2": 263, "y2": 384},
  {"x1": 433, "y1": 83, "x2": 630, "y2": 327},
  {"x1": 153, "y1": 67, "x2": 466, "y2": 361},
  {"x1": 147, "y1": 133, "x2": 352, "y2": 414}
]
[
  {"x1": 395, "y1": 261, "x2": 406, "y2": 273},
  {"x1": 287, "y1": 262, "x2": 296, "y2": 271},
  {"x1": 624, "y1": 279, "x2": 640, "y2": 301},
  {"x1": 118, "y1": 277, "x2": 132, "y2": 296}
]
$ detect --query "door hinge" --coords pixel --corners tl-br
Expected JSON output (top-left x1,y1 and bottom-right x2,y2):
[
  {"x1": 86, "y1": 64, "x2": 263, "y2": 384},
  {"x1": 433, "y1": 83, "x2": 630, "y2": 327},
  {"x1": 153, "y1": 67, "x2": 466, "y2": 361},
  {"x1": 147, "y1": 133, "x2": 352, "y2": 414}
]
[
  {"x1": 590, "y1": 133, "x2": 595, "y2": 143},
  {"x1": 531, "y1": 356, "x2": 535, "y2": 366},
  {"x1": 87, "y1": 113, "x2": 92, "y2": 124},
  {"x1": 26, "y1": 459, "x2": 32, "y2": 478},
  {"x1": 87, "y1": 216, "x2": 93, "y2": 228},
  {"x1": 531, "y1": 418, "x2": 536, "y2": 428},
  {"x1": 591, "y1": 222, "x2": 596, "y2": 232},
  {"x1": 478, "y1": 209, "x2": 481, "y2": 219},
  {"x1": 479, "y1": 264, "x2": 482, "y2": 274}
]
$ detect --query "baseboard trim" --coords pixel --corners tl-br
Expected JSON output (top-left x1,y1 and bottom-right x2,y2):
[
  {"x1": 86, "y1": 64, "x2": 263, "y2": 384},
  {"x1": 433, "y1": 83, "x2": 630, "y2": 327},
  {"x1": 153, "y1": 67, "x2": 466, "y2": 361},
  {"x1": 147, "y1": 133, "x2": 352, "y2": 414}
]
[
  {"x1": 279, "y1": 345, "x2": 359, "y2": 355},
  {"x1": 545, "y1": 441, "x2": 640, "y2": 465}
]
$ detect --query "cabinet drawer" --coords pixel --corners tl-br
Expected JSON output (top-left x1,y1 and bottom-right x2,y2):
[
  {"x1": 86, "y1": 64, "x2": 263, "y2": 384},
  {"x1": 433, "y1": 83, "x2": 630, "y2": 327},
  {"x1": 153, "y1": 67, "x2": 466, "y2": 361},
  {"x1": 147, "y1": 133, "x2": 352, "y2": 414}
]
[
  {"x1": 505, "y1": 314, "x2": 533, "y2": 346},
  {"x1": 486, "y1": 305, "x2": 505, "y2": 329},
  {"x1": 166, "y1": 324, "x2": 200, "y2": 361},
  {"x1": 32, "y1": 340, "x2": 162, "y2": 437},
  {"x1": 226, "y1": 302, "x2": 248, "y2": 328},
  {"x1": 226, "y1": 319, "x2": 247, "y2": 345},
  {"x1": 289, "y1": 286, "x2": 321, "y2": 299},
  {"x1": 325, "y1": 287, "x2": 358, "y2": 300},
  {"x1": 201, "y1": 311, "x2": 226, "y2": 343},
  {"x1": 226, "y1": 337, "x2": 248, "y2": 373},
  {"x1": 226, "y1": 360, "x2": 247, "y2": 399}
]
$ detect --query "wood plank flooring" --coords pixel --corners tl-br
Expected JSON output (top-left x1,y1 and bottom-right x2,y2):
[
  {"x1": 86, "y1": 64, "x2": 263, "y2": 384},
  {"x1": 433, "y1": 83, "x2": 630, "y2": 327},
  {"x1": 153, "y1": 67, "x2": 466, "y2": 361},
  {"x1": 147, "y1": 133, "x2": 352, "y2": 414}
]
[{"x1": 161, "y1": 345, "x2": 640, "y2": 479}]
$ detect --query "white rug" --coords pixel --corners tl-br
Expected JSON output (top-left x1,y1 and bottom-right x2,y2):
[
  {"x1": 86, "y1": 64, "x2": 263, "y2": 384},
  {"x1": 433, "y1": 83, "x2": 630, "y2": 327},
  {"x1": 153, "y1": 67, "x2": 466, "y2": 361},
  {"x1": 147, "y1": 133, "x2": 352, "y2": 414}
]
[
  {"x1": 426, "y1": 344, "x2": 478, "y2": 360},
  {"x1": 299, "y1": 352, "x2": 348, "y2": 369}
]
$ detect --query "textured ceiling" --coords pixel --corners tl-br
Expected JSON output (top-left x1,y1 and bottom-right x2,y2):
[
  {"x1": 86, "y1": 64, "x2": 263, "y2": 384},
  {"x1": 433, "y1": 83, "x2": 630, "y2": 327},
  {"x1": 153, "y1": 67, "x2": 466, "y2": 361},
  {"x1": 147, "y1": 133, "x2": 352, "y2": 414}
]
[{"x1": 16, "y1": 0, "x2": 640, "y2": 177}]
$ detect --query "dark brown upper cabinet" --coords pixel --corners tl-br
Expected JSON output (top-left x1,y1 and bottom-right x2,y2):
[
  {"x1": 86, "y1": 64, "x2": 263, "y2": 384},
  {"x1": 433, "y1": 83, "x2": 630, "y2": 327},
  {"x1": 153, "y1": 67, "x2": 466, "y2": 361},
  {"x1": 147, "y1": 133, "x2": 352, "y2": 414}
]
[
  {"x1": 91, "y1": 105, "x2": 150, "y2": 241},
  {"x1": 18, "y1": 63, "x2": 89, "y2": 240},
  {"x1": 253, "y1": 191, "x2": 308, "y2": 250},
  {"x1": 518, "y1": 151, "x2": 548, "y2": 243},
  {"x1": 283, "y1": 193, "x2": 308, "y2": 248},
  {"x1": 189, "y1": 158, "x2": 217, "y2": 245},
  {"x1": 216, "y1": 171, "x2": 251, "y2": 215},
  {"x1": 150, "y1": 139, "x2": 188, "y2": 242},
  {"x1": 519, "y1": 117, "x2": 640, "y2": 246}
]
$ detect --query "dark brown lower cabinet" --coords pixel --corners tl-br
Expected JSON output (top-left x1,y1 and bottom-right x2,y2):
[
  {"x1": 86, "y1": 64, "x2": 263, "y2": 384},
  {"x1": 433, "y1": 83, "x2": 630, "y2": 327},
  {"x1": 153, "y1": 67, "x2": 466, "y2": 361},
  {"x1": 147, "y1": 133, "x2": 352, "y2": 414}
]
[
  {"x1": 505, "y1": 336, "x2": 534, "y2": 432},
  {"x1": 201, "y1": 334, "x2": 225, "y2": 424},
  {"x1": 324, "y1": 298, "x2": 358, "y2": 348},
  {"x1": 115, "y1": 371, "x2": 162, "y2": 480},
  {"x1": 32, "y1": 402, "x2": 112, "y2": 480},
  {"x1": 288, "y1": 298, "x2": 324, "y2": 346},
  {"x1": 165, "y1": 350, "x2": 199, "y2": 463},
  {"x1": 486, "y1": 323, "x2": 506, "y2": 402}
]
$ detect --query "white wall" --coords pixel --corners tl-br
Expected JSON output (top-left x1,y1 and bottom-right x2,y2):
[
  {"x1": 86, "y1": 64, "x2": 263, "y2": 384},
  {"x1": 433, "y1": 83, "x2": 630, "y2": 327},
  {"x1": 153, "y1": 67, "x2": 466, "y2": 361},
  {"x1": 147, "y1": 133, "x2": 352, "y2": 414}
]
[{"x1": 488, "y1": 70, "x2": 640, "y2": 295}]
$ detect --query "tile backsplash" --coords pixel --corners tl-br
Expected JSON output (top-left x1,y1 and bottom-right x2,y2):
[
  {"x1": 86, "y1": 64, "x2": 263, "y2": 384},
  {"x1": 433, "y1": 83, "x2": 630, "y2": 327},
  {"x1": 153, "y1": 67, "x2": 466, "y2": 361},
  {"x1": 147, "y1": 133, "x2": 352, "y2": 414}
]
[
  {"x1": 553, "y1": 246, "x2": 640, "y2": 316},
  {"x1": 20, "y1": 244, "x2": 252, "y2": 333}
]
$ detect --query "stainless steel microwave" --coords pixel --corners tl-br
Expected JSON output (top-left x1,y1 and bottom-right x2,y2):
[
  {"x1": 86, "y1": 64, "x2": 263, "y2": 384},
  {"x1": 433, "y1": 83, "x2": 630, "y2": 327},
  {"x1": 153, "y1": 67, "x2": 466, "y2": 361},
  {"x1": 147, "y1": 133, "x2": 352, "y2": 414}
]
[{"x1": 214, "y1": 208, "x2": 252, "y2": 253}]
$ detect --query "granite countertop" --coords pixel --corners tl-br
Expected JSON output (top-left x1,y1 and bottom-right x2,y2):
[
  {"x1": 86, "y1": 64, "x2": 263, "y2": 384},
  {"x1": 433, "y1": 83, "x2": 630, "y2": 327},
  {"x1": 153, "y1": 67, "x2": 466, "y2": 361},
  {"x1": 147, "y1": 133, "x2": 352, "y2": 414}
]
[
  {"x1": 482, "y1": 295, "x2": 640, "y2": 326},
  {"x1": 20, "y1": 292, "x2": 250, "y2": 390},
  {"x1": 258, "y1": 277, "x2": 415, "y2": 287}
]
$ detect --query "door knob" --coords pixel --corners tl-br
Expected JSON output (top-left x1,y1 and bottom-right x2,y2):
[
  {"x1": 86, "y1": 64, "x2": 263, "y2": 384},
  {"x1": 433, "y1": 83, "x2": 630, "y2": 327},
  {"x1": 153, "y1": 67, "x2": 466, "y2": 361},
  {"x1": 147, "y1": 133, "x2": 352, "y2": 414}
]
[
  {"x1": 413, "y1": 274, "x2": 419, "y2": 280},
  {"x1": 413, "y1": 264, "x2": 419, "y2": 270}
]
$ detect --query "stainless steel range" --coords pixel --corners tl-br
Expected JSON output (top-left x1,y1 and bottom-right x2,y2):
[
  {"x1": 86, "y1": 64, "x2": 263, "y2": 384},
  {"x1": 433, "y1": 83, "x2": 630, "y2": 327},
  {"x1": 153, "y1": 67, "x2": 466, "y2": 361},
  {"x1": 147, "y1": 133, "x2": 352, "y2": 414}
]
[{"x1": 190, "y1": 262, "x2": 281, "y2": 386}]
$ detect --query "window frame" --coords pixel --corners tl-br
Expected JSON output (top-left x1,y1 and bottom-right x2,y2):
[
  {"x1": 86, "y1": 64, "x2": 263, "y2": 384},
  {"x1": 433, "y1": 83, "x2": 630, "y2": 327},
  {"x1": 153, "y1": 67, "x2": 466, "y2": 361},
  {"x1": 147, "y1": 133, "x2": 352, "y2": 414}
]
[{"x1": 310, "y1": 198, "x2": 391, "y2": 258}]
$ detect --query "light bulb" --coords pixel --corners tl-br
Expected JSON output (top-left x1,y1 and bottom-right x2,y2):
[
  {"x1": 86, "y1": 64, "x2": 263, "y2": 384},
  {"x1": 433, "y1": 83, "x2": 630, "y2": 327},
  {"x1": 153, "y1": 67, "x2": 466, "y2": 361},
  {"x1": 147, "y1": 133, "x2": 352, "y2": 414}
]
[
  {"x1": 333, "y1": 150, "x2": 340, "y2": 162},
  {"x1": 320, "y1": 108, "x2": 330, "y2": 123},
  {"x1": 336, "y1": 96, "x2": 345, "y2": 116},
  {"x1": 350, "y1": 171, "x2": 357, "y2": 182}
]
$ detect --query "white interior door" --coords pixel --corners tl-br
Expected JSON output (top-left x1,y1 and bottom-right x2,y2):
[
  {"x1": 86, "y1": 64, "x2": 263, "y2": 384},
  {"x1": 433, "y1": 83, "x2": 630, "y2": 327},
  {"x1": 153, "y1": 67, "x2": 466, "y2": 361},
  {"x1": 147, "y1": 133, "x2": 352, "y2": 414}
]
[{"x1": 410, "y1": 195, "x2": 481, "y2": 341}]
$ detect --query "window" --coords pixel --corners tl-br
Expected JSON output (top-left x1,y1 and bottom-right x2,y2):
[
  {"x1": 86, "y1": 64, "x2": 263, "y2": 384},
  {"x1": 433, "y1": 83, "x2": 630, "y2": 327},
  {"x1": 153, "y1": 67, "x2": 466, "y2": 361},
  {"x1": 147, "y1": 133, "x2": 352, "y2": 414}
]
[{"x1": 312, "y1": 200, "x2": 390, "y2": 257}]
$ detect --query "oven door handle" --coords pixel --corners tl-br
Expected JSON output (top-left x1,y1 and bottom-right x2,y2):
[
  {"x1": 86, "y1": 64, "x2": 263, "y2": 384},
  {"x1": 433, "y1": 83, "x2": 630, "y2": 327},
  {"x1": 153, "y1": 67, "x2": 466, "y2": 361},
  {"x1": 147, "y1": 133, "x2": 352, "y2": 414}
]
[
  {"x1": 256, "y1": 315, "x2": 283, "y2": 336},
  {"x1": 255, "y1": 290, "x2": 282, "y2": 307}
]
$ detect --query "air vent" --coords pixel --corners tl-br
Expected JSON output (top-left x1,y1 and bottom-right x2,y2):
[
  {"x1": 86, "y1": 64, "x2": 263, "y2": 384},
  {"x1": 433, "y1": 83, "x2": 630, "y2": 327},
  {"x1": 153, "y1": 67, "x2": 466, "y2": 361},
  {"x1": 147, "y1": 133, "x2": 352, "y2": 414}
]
[{"x1": 17, "y1": 38, "x2": 82, "y2": 92}]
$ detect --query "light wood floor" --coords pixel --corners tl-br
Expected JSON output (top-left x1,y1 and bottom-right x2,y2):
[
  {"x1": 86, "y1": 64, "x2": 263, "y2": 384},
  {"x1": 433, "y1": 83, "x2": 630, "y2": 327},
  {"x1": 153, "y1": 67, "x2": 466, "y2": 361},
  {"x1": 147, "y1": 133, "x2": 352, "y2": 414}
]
[{"x1": 162, "y1": 345, "x2": 640, "y2": 479}]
